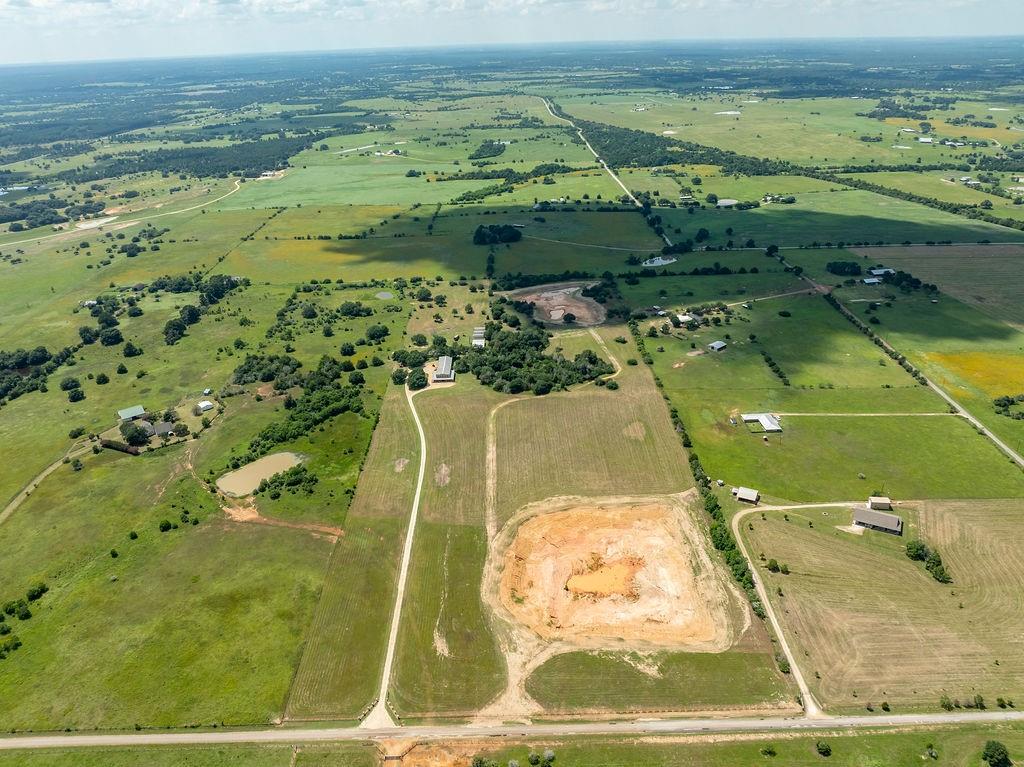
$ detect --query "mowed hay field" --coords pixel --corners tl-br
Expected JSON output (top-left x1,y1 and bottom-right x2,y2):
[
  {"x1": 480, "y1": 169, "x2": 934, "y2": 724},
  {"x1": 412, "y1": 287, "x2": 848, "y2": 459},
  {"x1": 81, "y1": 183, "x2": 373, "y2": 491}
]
[
  {"x1": 493, "y1": 326, "x2": 691, "y2": 527},
  {"x1": 744, "y1": 501, "x2": 1024, "y2": 712},
  {"x1": 849, "y1": 244, "x2": 1024, "y2": 326},
  {"x1": 390, "y1": 381, "x2": 509, "y2": 718},
  {"x1": 286, "y1": 385, "x2": 420, "y2": 720}
]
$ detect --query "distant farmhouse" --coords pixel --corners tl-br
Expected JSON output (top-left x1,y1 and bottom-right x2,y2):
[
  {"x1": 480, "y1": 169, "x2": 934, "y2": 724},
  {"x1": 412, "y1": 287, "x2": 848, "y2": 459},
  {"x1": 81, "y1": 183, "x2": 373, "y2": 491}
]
[
  {"x1": 472, "y1": 327, "x2": 486, "y2": 349},
  {"x1": 707, "y1": 340, "x2": 727, "y2": 352}
]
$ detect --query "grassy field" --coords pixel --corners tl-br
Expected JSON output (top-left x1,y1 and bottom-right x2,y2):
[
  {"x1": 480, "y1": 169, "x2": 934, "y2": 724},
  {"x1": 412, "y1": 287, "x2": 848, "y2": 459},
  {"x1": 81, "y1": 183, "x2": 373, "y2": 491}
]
[
  {"x1": 0, "y1": 743, "x2": 379, "y2": 767},
  {"x1": 285, "y1": 385, "x2": 420, "y2": 720},
  {"x1": 389, "y1": 381, "x2": 508, "y2": 718},
  {"x1": 526, "y1": 649, "x2": 795, "y2": 714},
  {"x1": 843, "y1": 171, "x2": 1024, "y2": 222},
  {"x1": 0, "y1": 446, "x2": 331, "y2": 730},
  {"x1": 825, "y1": 282, "x2": 1024, "y2": 478},
  {"x1": 744, "y1": 501, "x2": 1024, "y2": 711},
  {"x1": 848, "y1": 243, "x2": 1024, "y2": 325},
  {"x1": 650, "y1": 292, "x2": 1024, "y2": 501},
  {"x1": 494, "y1": 325, "x2": 691, "y2": 526},
  {"x1": 656, "y1": 189, "x2": 1024, "y2": 250},
  {"x1": 557, "y1": 92, "x2": 1010, "y2": 167},
  {"x1": 474, "y1": 723, "x2": 1024, "y2": 767}
]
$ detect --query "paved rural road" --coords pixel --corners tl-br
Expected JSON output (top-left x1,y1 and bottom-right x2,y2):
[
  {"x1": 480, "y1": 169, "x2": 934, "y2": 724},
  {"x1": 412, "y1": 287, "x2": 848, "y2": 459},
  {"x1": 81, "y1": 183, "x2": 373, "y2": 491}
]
[
  {"x1": 539, "y1": 97, "x2": 673, "y2": 249},
  {"x1": 6, "y1": 710, "x2": 1024, "y2": 751},
  {"x1": 361, "y1": 385, "x2": 428, "y2": 728},
  {"x1": 782, "y1": 258, "x2": 1024, "y2": 470}
]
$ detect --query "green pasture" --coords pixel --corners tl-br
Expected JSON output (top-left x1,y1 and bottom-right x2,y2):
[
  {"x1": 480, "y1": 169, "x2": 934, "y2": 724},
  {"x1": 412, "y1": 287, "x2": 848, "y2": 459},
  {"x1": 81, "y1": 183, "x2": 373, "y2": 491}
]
[
  {"x1": 0, "y1": 743, "x2": 379, "y2": 767},
  {"x1": 657, "y1": 189, "x2": 1024, "y2": 250},
  {"x1": 526, "y1": 649, "x2": 794, "y2": 714},
  {"x1": 847, "y1": 243, "x2": 1024, "y2": 326},
  {"x1": 617, "y1": 264, "x2": 803, "y2": 309},
  {"x1": 558, "y1": 93, "x2": 1007, "y2": 167},
  {"x1": 649, "y1": 293, "x2": 1024, "y2": 500},
  {"x1": 843, "y1": 170, "x2": 1024, "y2": 222},
  {"x1": 477, "y1": 724, "x2": 1024, "y2": 767},
  {"x1": 830, "y1": 283, "x2": 1024, "y2": 467},
  {"x1": 0, "y1": 447, "x2": 330, "y2": 731}
]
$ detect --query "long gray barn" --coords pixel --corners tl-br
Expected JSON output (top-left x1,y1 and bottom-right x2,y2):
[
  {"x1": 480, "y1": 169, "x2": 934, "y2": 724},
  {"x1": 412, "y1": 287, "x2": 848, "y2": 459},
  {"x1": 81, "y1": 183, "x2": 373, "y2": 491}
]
[
  {"x1": 433, "y1": 355, "x2": 455, "y2": 383},
  {"x1": 853, "y1": 507, "x2": 903, "y2": 536}
]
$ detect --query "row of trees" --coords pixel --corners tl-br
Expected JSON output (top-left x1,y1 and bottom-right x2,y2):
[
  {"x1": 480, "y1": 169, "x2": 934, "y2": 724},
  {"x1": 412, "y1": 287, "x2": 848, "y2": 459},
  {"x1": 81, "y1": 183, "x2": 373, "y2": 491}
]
[{"x1": 628, "y1": 319, "x2": 769, "y2": 622}]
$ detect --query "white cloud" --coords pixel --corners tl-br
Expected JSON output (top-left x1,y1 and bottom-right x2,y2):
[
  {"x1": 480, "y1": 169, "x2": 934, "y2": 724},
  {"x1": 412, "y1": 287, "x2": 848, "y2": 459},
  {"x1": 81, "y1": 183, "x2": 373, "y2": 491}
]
[{"x1": 0, "y1": 0, "x2": 1017, "y2": 64}]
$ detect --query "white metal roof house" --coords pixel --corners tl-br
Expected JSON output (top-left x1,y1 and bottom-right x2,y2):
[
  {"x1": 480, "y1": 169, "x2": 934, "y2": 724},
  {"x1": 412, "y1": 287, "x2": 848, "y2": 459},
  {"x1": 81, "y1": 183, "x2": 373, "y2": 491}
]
[
  {"x1": 707, "y1": 340, "x2": 727, "y2": 352},
  {"x1": 733, "y1": 487, "x2": 760, "y2": 504},
  {"x1": 433, "y1": 355, "x2": 455, "y2": 383},
  {"x1": 196, "y1": 400, "x2": 215, "y2": 412},
  {"x1": 862, "y1": 277, "x2": 882, "y2": 285},
  {"x1": 741, "y1": 413, "x2": 782, "y2": 432}
]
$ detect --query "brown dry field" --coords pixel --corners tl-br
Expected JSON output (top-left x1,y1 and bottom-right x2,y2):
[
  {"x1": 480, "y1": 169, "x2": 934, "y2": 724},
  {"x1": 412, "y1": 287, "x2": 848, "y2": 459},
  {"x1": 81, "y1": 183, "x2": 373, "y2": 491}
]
[
  {"x1": 498, "y1": 497, "x2": 743, "y2": 650},
  {"x1": 849, "y1": 244, "x2": 1024, "y2": 325},
  {"x1": 505, "y1": 281, "x2": 607, "y2": 326},
  {"x1": 744, "y1": 500, "x2": 1024, "y2": 711}
]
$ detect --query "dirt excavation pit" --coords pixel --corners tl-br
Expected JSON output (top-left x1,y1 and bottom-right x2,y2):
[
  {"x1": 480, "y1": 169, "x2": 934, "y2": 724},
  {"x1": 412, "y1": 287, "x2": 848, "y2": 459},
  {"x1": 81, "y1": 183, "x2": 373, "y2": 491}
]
[
  {"x1": 216, "y1": 451, "x2": 302, "y2": 497},
  {"x1": 497, "y1": 499, "x2": 739, "y2": 650},
  {"x1": 505, "y1": 282, "x2": 606, "y2": 326}
]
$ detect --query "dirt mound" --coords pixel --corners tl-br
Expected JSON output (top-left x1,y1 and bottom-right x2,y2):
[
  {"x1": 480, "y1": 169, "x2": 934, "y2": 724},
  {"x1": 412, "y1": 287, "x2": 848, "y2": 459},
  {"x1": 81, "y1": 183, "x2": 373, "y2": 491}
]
[
  {"x1": 434, "y1": 462, "x2": 451, "y2": 486},
  {"x1": 506, "y1": 282, "x2": 606, "y2": 326},
  {"x1": 495, "y1": 497, "x2": 739, "y2": 649}
]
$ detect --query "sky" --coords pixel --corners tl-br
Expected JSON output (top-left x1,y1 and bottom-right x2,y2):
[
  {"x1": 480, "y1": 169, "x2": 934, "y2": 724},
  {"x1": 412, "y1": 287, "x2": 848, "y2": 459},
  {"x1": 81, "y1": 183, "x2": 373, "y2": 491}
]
[{"x1": 1, "y1": 0, "x2": 1023, "y2": 65}]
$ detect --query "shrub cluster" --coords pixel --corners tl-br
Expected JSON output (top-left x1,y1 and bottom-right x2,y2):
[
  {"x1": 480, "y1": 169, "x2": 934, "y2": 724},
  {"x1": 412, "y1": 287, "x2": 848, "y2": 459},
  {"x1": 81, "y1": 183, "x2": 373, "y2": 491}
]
[{"x1": 905, "y1": 539, "x2": 952, "y2": 583}]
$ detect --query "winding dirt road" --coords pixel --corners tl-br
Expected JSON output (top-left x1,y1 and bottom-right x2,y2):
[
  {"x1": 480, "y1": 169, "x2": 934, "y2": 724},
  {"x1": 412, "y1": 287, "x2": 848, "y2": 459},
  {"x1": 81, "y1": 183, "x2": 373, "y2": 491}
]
[{"x1": 1, "y1": 179, "x2": 242, "y2": 249}]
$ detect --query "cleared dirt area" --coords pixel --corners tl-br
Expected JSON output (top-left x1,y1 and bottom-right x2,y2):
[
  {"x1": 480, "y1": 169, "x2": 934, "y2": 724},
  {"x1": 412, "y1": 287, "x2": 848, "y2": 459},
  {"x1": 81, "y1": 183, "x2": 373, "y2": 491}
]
[
  {"x1": 476, "y1": 492, "x2": 750, "y2": 722},
  {"x1": 216, "y1": 451, "x2": 302, "y2": 496},
  {"x1": 505, "y1": 282, "x2": 606, "y2": 326},
  {"x1": 498, "y1": 498, "x2": 738, "y2": 649}
]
